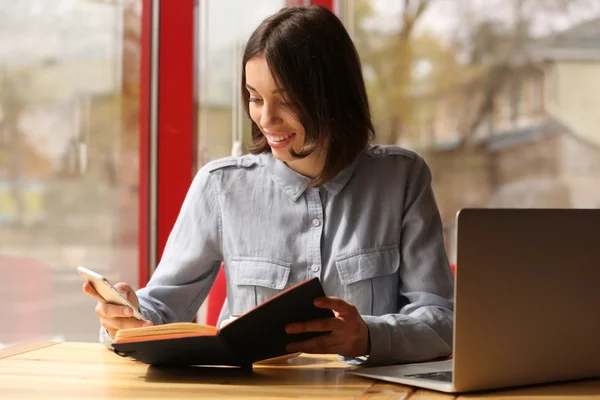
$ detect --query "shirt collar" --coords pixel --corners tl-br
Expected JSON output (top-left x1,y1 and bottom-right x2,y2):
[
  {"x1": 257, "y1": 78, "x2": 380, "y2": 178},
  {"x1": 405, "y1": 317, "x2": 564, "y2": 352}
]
[
  {"x1": 323, "y1": 151, "x2": 364, "y2": 196},
  {"x1": 261, "y1": 150, "x2": 364, "y2": 201}
]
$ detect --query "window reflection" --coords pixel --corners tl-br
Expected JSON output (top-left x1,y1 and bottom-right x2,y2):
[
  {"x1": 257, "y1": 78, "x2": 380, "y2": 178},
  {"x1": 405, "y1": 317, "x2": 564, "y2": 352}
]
[
  {"x1": 197, "y1": 0, "x2": 286, "y2": 166},
  {"x1": 341, "y1": 0, "x2": 600, "y2": 261},
  {"x1": 0, "y1": 0, "x2": 141, "y2": 346}
]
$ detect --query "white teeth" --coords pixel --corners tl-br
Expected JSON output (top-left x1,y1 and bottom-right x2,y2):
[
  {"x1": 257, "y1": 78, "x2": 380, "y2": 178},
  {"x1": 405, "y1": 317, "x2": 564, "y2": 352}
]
[{"x1": 266, "y1": 133, "x2": 293, "y2": 142}]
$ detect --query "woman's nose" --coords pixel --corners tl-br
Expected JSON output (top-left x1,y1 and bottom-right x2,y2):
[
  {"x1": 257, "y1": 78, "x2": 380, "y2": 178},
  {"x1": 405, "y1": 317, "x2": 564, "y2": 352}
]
[{"x1": 260, "y1": 104, "x2": 283, "y2": 128}]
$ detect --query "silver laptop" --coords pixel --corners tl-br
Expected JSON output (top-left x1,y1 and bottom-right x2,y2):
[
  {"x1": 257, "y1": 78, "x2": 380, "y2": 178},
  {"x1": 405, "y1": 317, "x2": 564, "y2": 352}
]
[{"x1": 351, "y1": 208, "x2": 600, "y2": 393}]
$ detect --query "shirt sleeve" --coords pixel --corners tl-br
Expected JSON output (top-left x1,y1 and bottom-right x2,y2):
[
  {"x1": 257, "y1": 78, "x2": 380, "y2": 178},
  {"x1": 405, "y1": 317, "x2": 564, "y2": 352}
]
[
  {"x1": 362, "y1": 154, "x2": 454, "y2": 365},
  {"x1": 135, "y1": 166, "x2": 223, "y2": 325}
]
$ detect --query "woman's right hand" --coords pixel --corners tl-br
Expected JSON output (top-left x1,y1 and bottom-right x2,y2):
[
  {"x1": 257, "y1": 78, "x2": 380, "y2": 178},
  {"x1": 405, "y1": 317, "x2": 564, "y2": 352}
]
[{"x1": 82, "y1": 281, "x2": 152, "y2": 338}]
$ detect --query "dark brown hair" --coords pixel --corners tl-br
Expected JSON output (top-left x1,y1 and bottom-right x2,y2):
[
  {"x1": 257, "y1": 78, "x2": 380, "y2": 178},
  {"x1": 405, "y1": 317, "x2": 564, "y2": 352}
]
[{"x1": 242, "y1": 5, "x2": 375, "y2": 186}]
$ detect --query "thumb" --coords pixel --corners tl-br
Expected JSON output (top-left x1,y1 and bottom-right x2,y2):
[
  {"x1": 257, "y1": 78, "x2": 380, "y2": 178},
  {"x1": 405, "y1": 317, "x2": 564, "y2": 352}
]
[{"x1": 114, "y1": 282, "x2": 139, "y2": 308}]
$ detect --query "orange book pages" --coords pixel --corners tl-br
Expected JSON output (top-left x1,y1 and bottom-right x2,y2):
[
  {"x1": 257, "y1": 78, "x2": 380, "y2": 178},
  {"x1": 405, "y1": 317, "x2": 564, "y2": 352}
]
[
  {"x1": 113, "y1": 331, "x2": 215, "y2": 344},
  {"x1": 114, "y1": 322, "x2": 219, "y2": 343}
]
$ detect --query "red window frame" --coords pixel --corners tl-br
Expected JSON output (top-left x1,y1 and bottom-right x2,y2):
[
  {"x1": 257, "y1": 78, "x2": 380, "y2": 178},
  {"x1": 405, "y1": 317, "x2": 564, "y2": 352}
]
[
  {"x1": 138, "y1": 0, "x2": 151, "y2": 288},
  {"x1": 138, "y1": 0, "x2": 334, "y2": 287},
  {"x1": 309, "y1": 0, "x2": 334, "y2": 8},
  {"x1": 138, "y1": 0, "x2": 195, "y2": 287}
]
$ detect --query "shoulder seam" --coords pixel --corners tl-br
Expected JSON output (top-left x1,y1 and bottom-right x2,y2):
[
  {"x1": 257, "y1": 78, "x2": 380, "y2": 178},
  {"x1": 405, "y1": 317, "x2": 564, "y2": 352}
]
[
  {"x1": 204, "y1": 156, "x2": 259, "y2": 173},
  {"x1": 367, "y1": 145, "x2": 416, "y2": 160}
]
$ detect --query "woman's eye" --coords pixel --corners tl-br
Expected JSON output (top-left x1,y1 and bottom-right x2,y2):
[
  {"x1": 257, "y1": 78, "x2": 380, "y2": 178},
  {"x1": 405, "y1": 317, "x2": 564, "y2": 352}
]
[{"x1": 248, "y1": 97, "x2": 263, "y2": 104}]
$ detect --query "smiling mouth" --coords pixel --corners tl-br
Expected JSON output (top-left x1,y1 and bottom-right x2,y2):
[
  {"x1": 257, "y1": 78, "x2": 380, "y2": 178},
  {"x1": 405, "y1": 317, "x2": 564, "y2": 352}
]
[
  {"x1": 265, "y1": 133, "x2": 294, "y2": 142},
  {"x1": 265, "y1": 132, "x2": 296, "y2": 148}
]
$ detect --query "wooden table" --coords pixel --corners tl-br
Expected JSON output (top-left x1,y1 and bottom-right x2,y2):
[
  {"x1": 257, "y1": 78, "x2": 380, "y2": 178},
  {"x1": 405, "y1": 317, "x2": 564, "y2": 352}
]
[{"x1": 1, "y1": 342, "x2": 600, "y2": 399}]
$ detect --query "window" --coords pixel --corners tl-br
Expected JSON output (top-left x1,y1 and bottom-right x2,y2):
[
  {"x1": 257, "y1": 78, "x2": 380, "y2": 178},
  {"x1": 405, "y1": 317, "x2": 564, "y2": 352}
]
[
  {"x1": 196, "y1": 0, "x2": 287, "y2": 166},
  {"x1": 339, "y1": 0, "x2": 600, "y2": 262},
  {"x1": 0, "y1": 0, "x2": 143, "y2": 346}
]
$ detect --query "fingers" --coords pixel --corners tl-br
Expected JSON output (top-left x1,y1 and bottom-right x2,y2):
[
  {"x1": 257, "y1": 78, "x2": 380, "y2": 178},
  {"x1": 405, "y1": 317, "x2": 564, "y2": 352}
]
[
  {"x1": 101, "y1": 316, "x2": 152, "y2": 331},
  {"x1": 286, "y1": 334, "x2": 345, "y2": 354},
  {"x1": 286, "y1": 317, "x2": 344, "y2": 334},
  {"x1": 285, "y1": 296, "x2": 370, "y2": 357},
  {"x1": 113, "y1": 282, "x2": 140, "y2": 308},
  {"x1": 95, "y1": 302, "x2": 136, "y2": 319},
  {"x1": 314, "y1": 296, "x2": 359, "y2": 316},
  {"x1": 97, "y1": 301, "x2": 152, "y2": 337},
  {"x1": 113, "y1": 282, "x2": 134, "y2": 298},
  {"x1": 82, "y1": 282, "x2": 105, "y2": 302},
  {"x1": 85, "y1": 280, "x2": 147, "y2": 338},
  {"x1": 286, "y1": 327, "x2": 368, "y2": 358},
  {"x1": 102, "y1": 317, "x2": 152, "y2": 338}
]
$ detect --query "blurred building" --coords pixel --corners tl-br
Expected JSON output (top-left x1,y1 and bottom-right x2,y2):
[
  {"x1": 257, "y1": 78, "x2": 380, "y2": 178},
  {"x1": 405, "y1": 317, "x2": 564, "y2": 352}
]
[{"x1": 407, "y1": 17, "x2": 600, "y2": 255}]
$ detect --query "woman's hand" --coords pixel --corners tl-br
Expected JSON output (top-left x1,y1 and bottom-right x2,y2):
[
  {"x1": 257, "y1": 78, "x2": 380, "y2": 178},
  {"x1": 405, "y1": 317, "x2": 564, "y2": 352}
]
[
  {"x1": 82, "y1": 281, "x2": 152, "y2": 338},
  {"x1": 285, "y1": 296, "x2": 370, "y2": 358}
]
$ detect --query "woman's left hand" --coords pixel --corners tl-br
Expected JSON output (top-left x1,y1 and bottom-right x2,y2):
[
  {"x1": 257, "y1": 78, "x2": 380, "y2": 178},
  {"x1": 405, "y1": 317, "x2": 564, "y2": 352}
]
[{"x1": 285, "y1": 296, "x2": 370, "y2": 358}]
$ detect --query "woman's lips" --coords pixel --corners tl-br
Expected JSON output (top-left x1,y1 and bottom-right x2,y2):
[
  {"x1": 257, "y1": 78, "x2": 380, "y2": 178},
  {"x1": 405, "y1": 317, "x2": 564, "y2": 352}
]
[{"x1": 266, "y1": 132, "x2": 296, "y2": 148}]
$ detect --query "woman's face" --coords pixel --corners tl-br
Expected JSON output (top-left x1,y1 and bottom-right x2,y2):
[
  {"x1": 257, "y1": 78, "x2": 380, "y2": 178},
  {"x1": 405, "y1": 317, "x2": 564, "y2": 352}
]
[{"x1": 246, "y1": 56, "x2": 327, "y2": 178}]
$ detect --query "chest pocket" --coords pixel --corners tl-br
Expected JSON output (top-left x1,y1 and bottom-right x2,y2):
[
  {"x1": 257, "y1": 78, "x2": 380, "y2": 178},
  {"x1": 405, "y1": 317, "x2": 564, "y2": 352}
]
[
  {"x1": 335, "y1": 245, "x2": 400, "y2": 316},
  {"x1": 228, "y1": 257, "x2": 291, "y2": 315}
]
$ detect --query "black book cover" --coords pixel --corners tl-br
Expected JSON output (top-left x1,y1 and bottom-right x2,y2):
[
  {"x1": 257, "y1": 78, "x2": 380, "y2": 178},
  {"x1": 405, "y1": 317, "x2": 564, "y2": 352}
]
[{"x1": 112, "y1": 277, "x2": 333, "y2": 367}]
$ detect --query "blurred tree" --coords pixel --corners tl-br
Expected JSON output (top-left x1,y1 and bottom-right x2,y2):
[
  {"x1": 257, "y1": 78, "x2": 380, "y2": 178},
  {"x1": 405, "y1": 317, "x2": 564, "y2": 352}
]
[
  {"x1": 351, "y1": 0, "x2": 431, "y2": 145},
  {"x1": 121, "y1": 0, "x2": 141, "y2": 153},
  {"x1": 0, "y1": 69, "x2": 28, "y2": 226},
  {"x1": 351, "y1": 0, "x2": 599, "y2": 146},
  {"x1": 449, "y1": 0, "x2": 599, "y2": 146}
]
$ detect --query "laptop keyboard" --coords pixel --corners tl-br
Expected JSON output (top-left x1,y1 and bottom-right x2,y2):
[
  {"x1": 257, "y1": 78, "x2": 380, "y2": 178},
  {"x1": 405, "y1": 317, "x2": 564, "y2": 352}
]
[{"x1": 405, "y1": 370, "x2": 453, "y2": 382}]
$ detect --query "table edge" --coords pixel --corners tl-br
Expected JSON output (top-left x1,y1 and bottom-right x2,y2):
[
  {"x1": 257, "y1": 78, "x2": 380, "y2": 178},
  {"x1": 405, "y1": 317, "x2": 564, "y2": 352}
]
[{"x1": 0, "y1": 341, "x2": 58, "y2": 359}]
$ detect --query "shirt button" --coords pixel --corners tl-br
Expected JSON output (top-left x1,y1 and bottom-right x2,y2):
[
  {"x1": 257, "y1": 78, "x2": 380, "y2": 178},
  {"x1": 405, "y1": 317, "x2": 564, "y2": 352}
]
[
  {"x1": 311, "y1": 264, "x2": 320, "y2": 272},
  {"x1": 311, "y1": 218, "x2": 321, "y2": 227}
]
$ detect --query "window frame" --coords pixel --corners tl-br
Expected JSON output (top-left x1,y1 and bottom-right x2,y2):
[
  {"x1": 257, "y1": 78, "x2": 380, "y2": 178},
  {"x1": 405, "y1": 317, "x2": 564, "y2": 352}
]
[{"x1": 139, "y1": 0, "x2": 335, "y2": 286}]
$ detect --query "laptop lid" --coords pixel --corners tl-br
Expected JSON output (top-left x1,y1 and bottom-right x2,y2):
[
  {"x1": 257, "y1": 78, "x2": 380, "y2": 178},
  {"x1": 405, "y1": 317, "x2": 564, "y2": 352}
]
[{"x1": 452, "y1": 208, "x2": 600, "y2": 392}]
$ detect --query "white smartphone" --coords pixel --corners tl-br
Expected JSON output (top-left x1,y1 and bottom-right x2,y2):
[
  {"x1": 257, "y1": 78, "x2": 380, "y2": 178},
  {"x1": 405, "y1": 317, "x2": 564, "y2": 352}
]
[{"x1": 77, "y1": 266, "x2": 146, "y2": 321}]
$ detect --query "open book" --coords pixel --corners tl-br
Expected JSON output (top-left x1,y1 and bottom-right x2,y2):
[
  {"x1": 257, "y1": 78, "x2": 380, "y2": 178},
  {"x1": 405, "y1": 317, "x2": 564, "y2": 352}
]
[
  {"x1": 112, "y1": 277, "x2": 333, "y2": 367},
  {"x1": 114, "y1": 322, "x2": 219, "y2": 343}
]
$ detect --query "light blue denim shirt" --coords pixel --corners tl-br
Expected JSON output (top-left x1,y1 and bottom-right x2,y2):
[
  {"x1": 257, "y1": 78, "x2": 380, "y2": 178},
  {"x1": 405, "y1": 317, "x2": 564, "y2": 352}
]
[{"x1": 103, "y1": 144, "x2": 454, "y2": 365}]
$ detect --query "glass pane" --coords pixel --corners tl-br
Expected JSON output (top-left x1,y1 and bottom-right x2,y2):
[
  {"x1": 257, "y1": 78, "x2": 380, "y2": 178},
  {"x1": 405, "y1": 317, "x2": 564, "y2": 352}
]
[
  {"x1": 197, "y1": 0, "x2": 287, "y2": 166},
  {"x1": 0, "y1": 0, "x2": 142, "y2": 346},
  {"x1": 340, "y1": 0, "x2": 600, "y2": 262}
]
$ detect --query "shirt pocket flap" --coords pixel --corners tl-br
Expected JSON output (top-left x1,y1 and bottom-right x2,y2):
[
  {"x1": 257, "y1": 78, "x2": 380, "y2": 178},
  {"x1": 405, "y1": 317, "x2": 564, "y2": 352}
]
[
  {"x1": 335, "y1": 245, "x2": 400, "y2": 285},
  {"x1": 229, "y1": 258, "x2": 291, "y2": 290}
]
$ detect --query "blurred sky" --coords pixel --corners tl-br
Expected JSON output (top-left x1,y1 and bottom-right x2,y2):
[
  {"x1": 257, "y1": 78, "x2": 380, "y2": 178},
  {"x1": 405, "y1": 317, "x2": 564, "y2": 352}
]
[
  {"x1": 1, "y1": 0, "x2": 600, "y2": 106},
  {"x1": 371, "y1": 0, "x2": 600, "y2": 39},
  {"x1": 2, "y1": 0, "x2": 600, "y2": 64},
  {"x1": 0, "y1": 0, "x2": 121, "y2": 63}
]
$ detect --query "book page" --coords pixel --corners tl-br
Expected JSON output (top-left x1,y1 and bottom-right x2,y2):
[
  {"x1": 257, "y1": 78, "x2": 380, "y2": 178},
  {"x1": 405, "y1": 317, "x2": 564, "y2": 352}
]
[{"x1": 114, "y1": 322, "x2": 219, "y2": 343}]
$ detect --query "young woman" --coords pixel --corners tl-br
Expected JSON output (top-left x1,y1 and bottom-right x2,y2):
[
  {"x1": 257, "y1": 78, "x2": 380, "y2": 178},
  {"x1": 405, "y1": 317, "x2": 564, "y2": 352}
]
[{"x1": 84, "y1": 5, "x2": 454, "y2": 365}]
